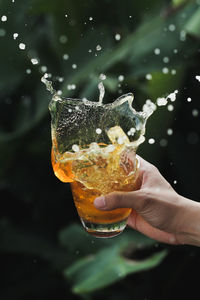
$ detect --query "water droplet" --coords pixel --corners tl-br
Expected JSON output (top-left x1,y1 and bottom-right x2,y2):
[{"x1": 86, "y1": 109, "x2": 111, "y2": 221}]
[
  {"x1": 167, "y1": 128, "x2": 173, "y2": 135},
  {"x1": 118, "y1": 75, "x2": 124, "y2": 82},
  {"x1": 167, "y1": 104, "x2": 174, "y2": 111},
  {"x1": 173, "y1": 180, "x2": 177, "y2": 184},
  {"x1": 89, "y1": 17, "x2": 93, "y2": 21},
  {"x1": 146, "y1": 74, "x2": 152, "y2": 80},
  {"x1": 163, "y1": 57, "x2": 169, "y2": 63},
  {"x1": 148, "y1": 138, "x2": 155, "y2": 144},
  {"x1": 72, "y1": 145, "x2": 79, "y2": 152},
  {"x1": 192, "y1": 109, "x2": 199, "y2": 117},
  {"x1": 13, "y1": 32, "x2": 18, "y2": 39},
  {"x1": 96, "y1": 44, "x2": 102, "y2": 51},
  {"x1": 187, "y1": 132, "x2": 199, "y2": 144},
  {"x1": 154, "y1": 48, "x2": 160, "y2": 55},
  {"x1": 162, "y1": 67, "x2": 169, "y2": 74},
  {"x1": 26, "y1": 69, "x2": 31, "y2": 74},
  {"x1": 196, "y1": 75, "x2": 200, "y2": 82},
  {"x1": 59, "y1": 35, "x2": 68, "y2": 44},
  {"x1": 63, "y1": 53, "x2": 69, "y2": 60},
  {"x1": 19, "y1": 43, "x2": 26, "y2": 50},
  {"x1": 115, "y1": 33, "x2": 121, "y2": 41},
  {"x1": 96, "y1": 128, "x2": 102, "y2": 134},
  {"x1": 187, "y1": 97, "x2": 192, "y2": 102},
  {"x1": 171, "y1": 69, "x2": 176, "y2": 75},
  {"x1": 1, "y1": 15, "x2": 7, "y2": 22},
  {"x1": 72, "y1": 64, "x2": 77, "y2": 69},
  {"x1": 180, "y1": 30, "x2": 186, "y2": 41},
  {"x1": 160, "y1": 138, "x2": 168, "y2": 147},
  {"x1": 169, "y1": 24, "x2": 176, "y2": 32},
  {"x1": 173, "y1": 49, "x2": 178, "y2": 54},
  {"x1": 65, "y1": 14, "x2": 68, "y2": 18},
  {"x1": 0, "y1": 28, "x2": 6, "y2": 37},
  {"x1": 157, "y1": 97, "x2": 168, "y2": 106},
  {"x1": 99, "y1": 73, "x2": 106, "y2": 80},
  {"x1": 41, "y1": 65, "x2": 47, "y2": 73},
  {"x1": 31, "y1": 58, "x2": 39, "y2": 65}
]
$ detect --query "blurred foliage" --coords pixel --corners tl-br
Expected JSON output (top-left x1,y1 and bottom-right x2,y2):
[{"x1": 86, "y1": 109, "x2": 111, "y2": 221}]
[{"x1": 1, "y1": 0, "x2": 200, "y2": 299}]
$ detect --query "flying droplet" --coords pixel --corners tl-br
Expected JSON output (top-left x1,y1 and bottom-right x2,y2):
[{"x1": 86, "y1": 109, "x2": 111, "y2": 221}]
[
  {"x1": 115, "y1": 33, "x2": 121, "y2": 41},
  {"x1": 1, "y1": 15, "x2": 7, "y2": 22},
  {"x1": 72, "y1": 64, "x2": 77, "y2": 69},
  {"x1": 99, "y1": 73, "x2": 106, "y2": 80},
  {"x1": 146, "y1": 74, "x2": 152, "y2": 80},
  {"x1": 148, "y1": 138, "x2": 155, "y2": 144},
  {"x1": 31, "y1": 58, "x2": 39, "y2": 65},
  {"x1": 13, "y1": 33, "x2": 19, "y2": 39},
  {"x1": 192, "y1": 109, "x2": 199, "y2": 117},
  {"x1": 154, "y1": 48, "x2": 160, "y2": 55},
  {"x1": 96, "y1": 128, "x2": 102, "y2": 134},
  {"x1": 63, "y1": 54, "x2": 69, "y2": 60},
  {"x1": 96, "y1": 45, "x2": 102, "y2": 51},
  {"x1": 167, "y1": 128, "x2": 173, "y2": 135},
  {"x1": 19, "y1": 43, "x2": 26, "y2": 50},
  {"x1": 118, "y1": 75, "x2": 124, "y2": 82}
]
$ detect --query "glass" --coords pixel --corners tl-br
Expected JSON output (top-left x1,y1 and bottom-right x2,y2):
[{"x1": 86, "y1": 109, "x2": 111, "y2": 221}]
[{"x1": 49, "y1": 91, "x2": 146, "y2": 238}]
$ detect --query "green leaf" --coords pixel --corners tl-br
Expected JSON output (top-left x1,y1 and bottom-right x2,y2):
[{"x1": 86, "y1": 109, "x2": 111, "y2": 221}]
[{"x1": 63, "y1": 227, "x2": 167, "y2": 294}]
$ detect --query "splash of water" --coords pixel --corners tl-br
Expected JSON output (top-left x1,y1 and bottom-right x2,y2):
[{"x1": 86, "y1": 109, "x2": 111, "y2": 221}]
[
  {"x1": 98, "y1": 82, "x2": 105, "y2": 105},
  {"x1": 41, "y1": 73, "x2": 56, "y2": 95}
]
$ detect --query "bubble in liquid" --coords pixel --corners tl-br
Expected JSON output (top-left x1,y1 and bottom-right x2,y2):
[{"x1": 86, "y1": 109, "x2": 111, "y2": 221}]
[
  {"x1": 1, "y1": 15, "x2": 7, "y2": 22},
  {"x1": 0, "y1": 28, "x2": 6, "y2": 37},
  {"x1": 63, "y1": 54, "x2": 69, "y2": 60},
  {"x1": 96, "y1": 45, "x2": 102, "y2": 51},
  {"x1": 154, "y1": 48, "x2": 160, "y2": 55},
  {"x1": 99, "y1": 73, "x2": 106, "y2": 80},
  {"x1": 19, "y1": 43, "x2": 26, "y2": 50},
  {"x1": 148, "y1": 138, "x2": 155, "y2": 144},
  {"x1": 118, "y1": 75, "x2": 124, "y2": 82},
  {"x1": 115, "y1": 33, "x2": 121, "y2": 41},
  {"x1": 146, "y1": 74, "x2": 152, "y2": 80},
  {"x1": 192, "y1": 109, "x2": 199, "y2": 117},
  {"x1": 96, "y1": 128, "x2": 102, "y2": 134}
]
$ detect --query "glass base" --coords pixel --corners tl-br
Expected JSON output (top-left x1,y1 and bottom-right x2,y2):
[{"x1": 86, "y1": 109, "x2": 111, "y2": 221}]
[{"x1": 80, "y1": 218, "x2": 128, "y2": 238}]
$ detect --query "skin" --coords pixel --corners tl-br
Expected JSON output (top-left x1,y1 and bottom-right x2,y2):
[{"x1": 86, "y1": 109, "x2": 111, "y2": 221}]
[{"x1": 94, "y1": 156, "x2": 200, "y2": 247}]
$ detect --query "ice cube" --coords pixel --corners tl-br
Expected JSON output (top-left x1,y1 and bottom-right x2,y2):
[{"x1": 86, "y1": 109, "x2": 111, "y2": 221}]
[{"x1": 107, "y1": 126, "x2": 130, "y2": 145}]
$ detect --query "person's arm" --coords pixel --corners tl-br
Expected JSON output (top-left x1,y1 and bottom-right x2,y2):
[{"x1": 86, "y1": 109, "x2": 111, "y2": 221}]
[{"x1": 94, "y1": 156, "x2": 200, "y2": 246}]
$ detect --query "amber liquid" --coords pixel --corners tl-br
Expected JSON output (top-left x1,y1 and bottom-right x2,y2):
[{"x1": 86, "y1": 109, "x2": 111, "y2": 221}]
[{"x1": 51, "y1": 145, "x2": 139, "y2": 226}]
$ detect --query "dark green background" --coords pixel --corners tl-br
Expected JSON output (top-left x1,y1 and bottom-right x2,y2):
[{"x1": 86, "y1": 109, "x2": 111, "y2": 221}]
[{"x1": 1, "y1": 0, "x2": 200, "y2": 299}]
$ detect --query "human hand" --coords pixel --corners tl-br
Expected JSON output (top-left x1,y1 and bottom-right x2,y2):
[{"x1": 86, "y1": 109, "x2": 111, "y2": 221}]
[{"x1": 94, "y1": 156, "x2": 200, "y2": 246}]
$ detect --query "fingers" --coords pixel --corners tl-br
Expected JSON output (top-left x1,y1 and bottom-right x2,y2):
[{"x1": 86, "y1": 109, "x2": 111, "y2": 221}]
[{"x1": 94, "y1": 190, "x2": 147, "y2": 211}]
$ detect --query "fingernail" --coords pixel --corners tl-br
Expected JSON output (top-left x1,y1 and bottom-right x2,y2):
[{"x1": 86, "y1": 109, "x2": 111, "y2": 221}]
[{"x1": 94, "y1": 196, "x2": 106, "y2": 208}]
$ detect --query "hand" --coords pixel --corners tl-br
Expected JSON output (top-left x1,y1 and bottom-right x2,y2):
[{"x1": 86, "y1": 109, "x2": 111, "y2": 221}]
[{"x1": 94, "y1": 156, "x2": 200, "y2": 246}]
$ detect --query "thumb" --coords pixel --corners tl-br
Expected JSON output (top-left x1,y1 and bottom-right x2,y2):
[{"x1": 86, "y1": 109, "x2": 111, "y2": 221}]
[{"x1": 94, "y1": 190, "x2": 146, "y2": 211}]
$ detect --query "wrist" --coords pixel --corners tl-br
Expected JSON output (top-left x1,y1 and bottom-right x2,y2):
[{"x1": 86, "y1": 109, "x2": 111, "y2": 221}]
[{"x1": 176, "y1": 196, "x2": 200, "y2": 247}]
